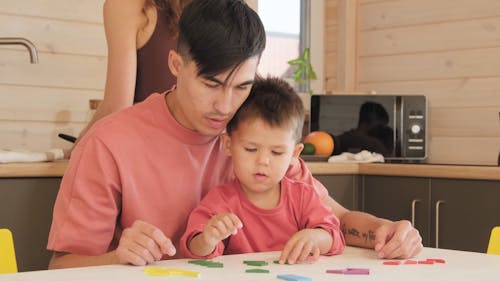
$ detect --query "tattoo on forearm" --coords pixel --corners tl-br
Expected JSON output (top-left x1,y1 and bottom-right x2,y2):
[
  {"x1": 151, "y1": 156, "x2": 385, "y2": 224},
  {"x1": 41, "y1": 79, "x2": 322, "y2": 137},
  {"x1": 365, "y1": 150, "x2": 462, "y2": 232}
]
[{"x1": 341, "y1": 223, "x2": 376, "y2": 244}]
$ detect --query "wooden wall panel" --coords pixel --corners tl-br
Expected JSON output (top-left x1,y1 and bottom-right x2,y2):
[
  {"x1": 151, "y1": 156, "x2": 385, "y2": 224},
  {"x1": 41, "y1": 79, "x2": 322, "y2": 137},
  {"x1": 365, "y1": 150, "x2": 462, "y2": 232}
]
[
  {"x1": 324, "y1": 0, "x2": 339, "y2": 94},
  {"x1": 1, "y1": 0, "x2": 104, "y2": 23},
  {"x1": 359, "y1": 0, "x2": 500, "y2": 30},
  {"x1": 358, "y1": 48, "x2": 500, "y2": 83},
  {"x1": 0, "y1": 85, "x2": 102, "y2": 122},
  {"x1": 360, "y1": 17, "x2": 500, "y2": 56},
  {"x1": 0, "y1": 14, "x2": 106, "y2": 56},
  {"x1": 0, "y1": 50, "x2": 106, "y2": 89},
  {"x1": 0, "y1": 1, "x2": 105, "y2": 152},
  {"x1": 358, "y1": 77, "x2": 500, "y2": 107},
  {"x1": 429, "y1": 137, "x2": 500, "y2": 165},
  {"x1": 0, "y1": 121, "x2": 84, "y2": 151},
  {"x1": 325, "y1": 0, "x2": 500, "y2": 165}
]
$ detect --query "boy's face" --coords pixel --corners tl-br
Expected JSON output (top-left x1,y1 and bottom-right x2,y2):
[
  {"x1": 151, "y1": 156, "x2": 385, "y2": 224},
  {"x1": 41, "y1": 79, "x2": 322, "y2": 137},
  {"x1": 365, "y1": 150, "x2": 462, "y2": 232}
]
[
  {"x1": 222, "y1": 117, "x2": 304, "y2": 203},
  {"x1": 167, "y1": 50, "x2": 259, "y2": 137}
]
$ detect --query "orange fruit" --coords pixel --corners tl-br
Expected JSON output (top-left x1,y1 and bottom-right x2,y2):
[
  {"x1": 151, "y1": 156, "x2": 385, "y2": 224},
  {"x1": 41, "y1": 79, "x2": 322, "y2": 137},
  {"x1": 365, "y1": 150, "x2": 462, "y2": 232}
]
[{"x1": 303, "y1": 131, "x2": 334, "y2": 156}]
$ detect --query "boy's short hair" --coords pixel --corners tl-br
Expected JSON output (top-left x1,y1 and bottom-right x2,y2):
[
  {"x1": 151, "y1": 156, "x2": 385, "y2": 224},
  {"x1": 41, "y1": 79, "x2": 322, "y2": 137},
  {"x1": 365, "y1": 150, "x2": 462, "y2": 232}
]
[
  {"x1": 227, "y1": 77, "x2": 305, "y2": 143},
  {"x1": 177, "y1": 0, "x2": 266, "y2": 80}
]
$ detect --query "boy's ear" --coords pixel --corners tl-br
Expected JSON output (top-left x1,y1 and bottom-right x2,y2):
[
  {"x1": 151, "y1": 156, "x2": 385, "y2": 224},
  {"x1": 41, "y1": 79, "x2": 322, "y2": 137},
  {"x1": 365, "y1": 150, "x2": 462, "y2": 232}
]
[
  {"x1": 292, "y1": 143, "x2": 304, "y2": 159},
  {"x1": 221, "y1": 134, "x2": 232, "y2": 156},
  {"x1": 168, "y1": 50, "x2": 182, "y2": 76}
]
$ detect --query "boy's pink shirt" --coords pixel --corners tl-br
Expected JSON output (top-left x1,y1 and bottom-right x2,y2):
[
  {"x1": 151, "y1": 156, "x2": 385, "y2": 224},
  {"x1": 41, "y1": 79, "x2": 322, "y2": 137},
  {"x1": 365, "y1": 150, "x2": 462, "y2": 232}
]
[
  {"x1": 180, "y1": 177, "x2": 345, "y2": 258},
  {"x1": 47, "y1": 93, "x2": 329, "y2": 258}
]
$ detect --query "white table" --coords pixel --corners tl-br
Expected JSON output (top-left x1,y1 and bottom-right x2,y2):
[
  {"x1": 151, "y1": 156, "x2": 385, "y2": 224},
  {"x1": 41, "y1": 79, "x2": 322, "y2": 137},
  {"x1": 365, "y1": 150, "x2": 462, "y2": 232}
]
[{"x1": 2, "y1": 247, "x2": 500, "y2": 281}]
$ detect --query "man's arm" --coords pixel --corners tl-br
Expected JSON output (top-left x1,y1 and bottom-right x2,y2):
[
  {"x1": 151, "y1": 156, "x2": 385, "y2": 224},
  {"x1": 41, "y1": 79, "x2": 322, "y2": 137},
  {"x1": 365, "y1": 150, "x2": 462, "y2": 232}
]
[
  {"x1": 322, "y1": 196, "x2": 423, "y2": 259},
  {"x1": 48, "y1": 220, "x2": 176, "y2": 269},
  {"x1": 48, "y1": 251, "x2": 120, "y2": 269}
]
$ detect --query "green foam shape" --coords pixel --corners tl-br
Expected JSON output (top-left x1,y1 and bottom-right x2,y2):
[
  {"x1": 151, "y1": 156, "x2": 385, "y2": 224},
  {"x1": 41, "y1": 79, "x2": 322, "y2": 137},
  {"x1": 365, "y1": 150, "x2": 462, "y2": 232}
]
[{"x1": 245, "y1": 268, "x2": 270, "y2": 273}]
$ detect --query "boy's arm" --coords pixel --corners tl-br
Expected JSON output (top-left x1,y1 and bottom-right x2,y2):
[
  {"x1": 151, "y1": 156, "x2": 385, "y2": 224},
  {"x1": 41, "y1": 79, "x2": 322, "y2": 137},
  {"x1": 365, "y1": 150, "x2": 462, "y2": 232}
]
[{"x1": 279, "y1": 228, "x2": 333, "y2": 264}]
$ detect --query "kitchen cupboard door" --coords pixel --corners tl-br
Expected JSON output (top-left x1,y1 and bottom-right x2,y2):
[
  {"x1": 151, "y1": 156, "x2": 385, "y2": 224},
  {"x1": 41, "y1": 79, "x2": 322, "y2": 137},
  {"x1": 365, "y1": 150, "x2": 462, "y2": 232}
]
[
  {"x1": 430, "y1": 179, "x2": 500, "y2": 253},
  {"x1": 361, "y1": 176, "x2": 431, "y2": 247},
  {"x1": 314, "y1": 175, "x2": 360, "y2": 211},
  {"x1": 0, "y1": 178, "x2": 61, "y2": 272}
]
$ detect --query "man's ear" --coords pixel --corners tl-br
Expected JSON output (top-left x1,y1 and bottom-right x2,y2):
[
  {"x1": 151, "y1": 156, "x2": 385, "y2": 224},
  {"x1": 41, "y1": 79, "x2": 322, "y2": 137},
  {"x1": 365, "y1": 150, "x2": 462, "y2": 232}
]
[
  {"x1": 221, "y1": 134, "x2": 232, "y2": 156},
  {"x1": 168, "y1": 50, "x2": 183, "y2": 76},
  {"x1": 292, "y1": 143, "x2": 304, "y2": 159}
]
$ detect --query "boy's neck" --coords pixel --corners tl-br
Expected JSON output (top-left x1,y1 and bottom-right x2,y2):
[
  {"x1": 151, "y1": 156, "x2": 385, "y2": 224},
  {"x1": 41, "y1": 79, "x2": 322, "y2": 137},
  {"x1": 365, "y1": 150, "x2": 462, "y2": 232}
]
[{"x1": 241, "y1": 182, "x2": 281, "y2": 210}]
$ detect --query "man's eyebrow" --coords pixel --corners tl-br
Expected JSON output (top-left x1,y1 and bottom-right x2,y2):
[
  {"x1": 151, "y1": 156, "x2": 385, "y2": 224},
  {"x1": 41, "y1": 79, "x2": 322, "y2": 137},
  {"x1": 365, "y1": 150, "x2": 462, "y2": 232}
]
[
  {"x1": 238, "y1": 79, "x2": 255, "y2": 86},
  {"x1": 204, "y1": 77, "x2": 254, "y2": 87},
  {"x1": 204, "y1": 76, "x2": 224, "y2": 85}
]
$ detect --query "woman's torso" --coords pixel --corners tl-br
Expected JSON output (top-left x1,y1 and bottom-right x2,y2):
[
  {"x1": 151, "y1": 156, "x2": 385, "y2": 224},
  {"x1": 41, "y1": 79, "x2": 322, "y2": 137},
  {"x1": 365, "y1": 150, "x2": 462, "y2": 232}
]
[{"x1": 135, "y1": 6, "x2": 177, "y2": 103}]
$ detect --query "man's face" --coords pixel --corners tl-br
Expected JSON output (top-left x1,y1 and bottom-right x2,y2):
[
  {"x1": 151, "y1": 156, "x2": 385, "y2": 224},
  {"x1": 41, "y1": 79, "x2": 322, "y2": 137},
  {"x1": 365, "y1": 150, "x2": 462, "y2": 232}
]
[{"x1": 167, "y1": 51, "x2": 259, "y2": 137}]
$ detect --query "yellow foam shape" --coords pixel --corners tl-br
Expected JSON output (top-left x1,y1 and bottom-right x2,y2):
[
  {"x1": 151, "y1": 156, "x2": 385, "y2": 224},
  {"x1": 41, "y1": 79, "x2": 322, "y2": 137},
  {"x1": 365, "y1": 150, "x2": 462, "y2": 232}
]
[{"x1": 144, "y1": 267, "x2": 200, "y2": 278}]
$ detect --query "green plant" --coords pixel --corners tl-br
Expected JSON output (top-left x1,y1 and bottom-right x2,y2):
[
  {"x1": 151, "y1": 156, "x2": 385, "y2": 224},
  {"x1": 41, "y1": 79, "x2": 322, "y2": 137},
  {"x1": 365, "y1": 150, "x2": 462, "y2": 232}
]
[{"x1": 287, "y1": 47, "x2": 317, "y2": 95}]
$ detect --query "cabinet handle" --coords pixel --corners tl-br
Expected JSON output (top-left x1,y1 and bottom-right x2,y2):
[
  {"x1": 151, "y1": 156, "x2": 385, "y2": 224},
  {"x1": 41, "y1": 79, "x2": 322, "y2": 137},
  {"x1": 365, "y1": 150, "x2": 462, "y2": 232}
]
[
  {"x1": 411, "y1": 199, "x2": 420, "y2": 227},
  {"x1": 435, "y1": 200, "x2": 445, "y2": 248}
]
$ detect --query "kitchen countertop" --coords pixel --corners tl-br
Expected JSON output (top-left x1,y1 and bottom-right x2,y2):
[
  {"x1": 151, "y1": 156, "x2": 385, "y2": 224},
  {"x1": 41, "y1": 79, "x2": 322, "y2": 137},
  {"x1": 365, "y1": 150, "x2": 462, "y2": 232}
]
[
  {"x1": 2, "y1": 247, "x2": 499, "y2": 280},
  {"x1": 1, "y1": 160, "x2": 500, "y2": 180}
]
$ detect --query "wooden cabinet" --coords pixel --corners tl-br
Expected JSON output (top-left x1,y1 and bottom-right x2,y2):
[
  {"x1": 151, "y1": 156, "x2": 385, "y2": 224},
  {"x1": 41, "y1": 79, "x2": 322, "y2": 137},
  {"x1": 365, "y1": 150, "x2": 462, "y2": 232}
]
[
  {"x1": 361, "y1": 176, "x2": 431, "y2": 246},
  {"x1": 361, "y1": 175, "x2": 500, "y2": 253},
  {"x1": 0, "y1": 178, "x2": 60, "y2": 272},
  {"x1": 430, "y1": 179, "x2": 500, "y2": 252},
  {"x1": 314, "y1": 175, "x2": 360, "y2": 211}
]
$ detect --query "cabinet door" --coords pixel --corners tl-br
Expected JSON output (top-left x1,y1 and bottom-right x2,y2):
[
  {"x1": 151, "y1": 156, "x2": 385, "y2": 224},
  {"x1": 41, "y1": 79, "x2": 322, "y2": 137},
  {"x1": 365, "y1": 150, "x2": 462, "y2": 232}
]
[
  {"x1": 362, "y1": 176, "x2": 431, "y2": 246},
  {"x1": 314, "y1": 175, "x2": 360, "y2": 211},
  {"x1": 0, "y1": 178, "x2": 61, "y2": 271},
  {"x1": 431, "y1": 179, "x2": 500, "y2": 253}
]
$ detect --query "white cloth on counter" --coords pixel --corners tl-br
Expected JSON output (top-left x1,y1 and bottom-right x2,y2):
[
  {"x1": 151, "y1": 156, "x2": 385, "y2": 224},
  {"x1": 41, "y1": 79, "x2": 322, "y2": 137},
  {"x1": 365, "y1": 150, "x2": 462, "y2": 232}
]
[
  {"x1": 328, "y1": 150, "x2": 384, "y2": 163},
  {"x1": 0, "y1": 148, "x2": 65, "y2": 163}
]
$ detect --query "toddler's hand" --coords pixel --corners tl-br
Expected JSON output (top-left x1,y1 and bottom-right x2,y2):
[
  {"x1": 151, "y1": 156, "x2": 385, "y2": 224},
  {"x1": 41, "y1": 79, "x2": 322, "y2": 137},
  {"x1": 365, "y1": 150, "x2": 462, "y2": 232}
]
[
  {"x1": 279, "y1": 229, "x2": 326, "y2": 264},
  {"x1": 202, "y1": 213, "x2": 243, "y2": 247}
]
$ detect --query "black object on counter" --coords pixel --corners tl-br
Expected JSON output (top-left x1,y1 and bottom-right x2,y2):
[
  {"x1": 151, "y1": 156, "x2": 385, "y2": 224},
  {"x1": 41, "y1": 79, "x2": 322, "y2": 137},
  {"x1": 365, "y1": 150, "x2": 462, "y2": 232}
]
[{"x1": 58, "y1": 133, "x2": 77, "y2": 143}]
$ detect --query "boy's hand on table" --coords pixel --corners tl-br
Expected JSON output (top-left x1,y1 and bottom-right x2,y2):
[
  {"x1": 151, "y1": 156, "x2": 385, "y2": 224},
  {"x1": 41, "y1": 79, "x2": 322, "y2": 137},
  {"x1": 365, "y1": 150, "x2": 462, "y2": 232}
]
[
  {"x1": 201, "y1": 213, "x2": 243, "y2": 246},
  {"x1": 115, "y1": 220, "x2": 176, "y2": 266},
  {"x1": 279, "y1": 228, "x2": 332, "y2": 264}
]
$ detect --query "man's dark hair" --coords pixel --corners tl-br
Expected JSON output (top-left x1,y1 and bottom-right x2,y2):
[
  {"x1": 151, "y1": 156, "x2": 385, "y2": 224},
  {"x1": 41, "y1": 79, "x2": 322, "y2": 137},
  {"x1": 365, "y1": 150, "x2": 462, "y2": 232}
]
[
  {"x1": 177, "y1": 0, "x2": 266, "y2": 81},
  {"x1": 227, "y1": 77, "x2": 305, "y2": 143}
]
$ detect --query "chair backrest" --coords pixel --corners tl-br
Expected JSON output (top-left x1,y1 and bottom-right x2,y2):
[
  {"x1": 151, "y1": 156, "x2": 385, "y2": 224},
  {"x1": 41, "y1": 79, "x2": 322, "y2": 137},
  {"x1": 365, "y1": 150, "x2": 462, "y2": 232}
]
[
  {"x1": 487, "y1": 226, "x2": 500, "y2": 255},
  {"x1": 0, "y1": 229, "x2": 18, "y2": 274}
]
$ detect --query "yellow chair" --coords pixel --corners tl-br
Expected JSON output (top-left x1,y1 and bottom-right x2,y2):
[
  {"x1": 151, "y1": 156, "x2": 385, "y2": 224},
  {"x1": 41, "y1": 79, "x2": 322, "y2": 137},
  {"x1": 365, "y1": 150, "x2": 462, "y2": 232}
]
[
  {"x1": 0, "y1": 229, "x2": 18, "y2": 274},
  {"x1": 487, "y1": 226, "x2": 500, "y2": 255}
]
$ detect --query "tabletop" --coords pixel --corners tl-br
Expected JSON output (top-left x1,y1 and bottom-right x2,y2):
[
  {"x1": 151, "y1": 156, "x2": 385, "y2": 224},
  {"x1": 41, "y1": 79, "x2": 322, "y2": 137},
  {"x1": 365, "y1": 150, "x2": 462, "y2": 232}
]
[{"x1": 2, "y1": 246, "x2": 500, "y2": 281}]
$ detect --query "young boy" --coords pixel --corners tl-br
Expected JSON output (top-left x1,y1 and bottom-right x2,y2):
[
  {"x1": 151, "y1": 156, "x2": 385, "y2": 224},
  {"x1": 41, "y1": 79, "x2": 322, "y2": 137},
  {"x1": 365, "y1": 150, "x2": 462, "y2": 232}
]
[{"x1": 180, "y1": 77, "x2": 345, "y2": 264}]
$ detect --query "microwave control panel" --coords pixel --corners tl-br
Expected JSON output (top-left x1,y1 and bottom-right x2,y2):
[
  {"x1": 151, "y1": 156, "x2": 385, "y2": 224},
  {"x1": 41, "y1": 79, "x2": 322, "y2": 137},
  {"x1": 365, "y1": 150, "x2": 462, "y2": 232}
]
[{"x1": 401, "y1": 96, "x2": 427, "y2": 159}]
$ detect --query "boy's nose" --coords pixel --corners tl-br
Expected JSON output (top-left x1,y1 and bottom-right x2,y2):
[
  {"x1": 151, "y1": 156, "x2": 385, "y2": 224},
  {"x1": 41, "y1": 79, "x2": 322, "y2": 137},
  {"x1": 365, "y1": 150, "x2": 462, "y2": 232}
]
[{"x1": 257, "y1": 152, "x2": 270, "y2": 165}]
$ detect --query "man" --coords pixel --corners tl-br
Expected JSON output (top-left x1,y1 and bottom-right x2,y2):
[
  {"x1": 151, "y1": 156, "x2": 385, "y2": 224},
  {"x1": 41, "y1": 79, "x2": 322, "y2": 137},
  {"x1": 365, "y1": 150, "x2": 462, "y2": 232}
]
[{"x1": 47, "y1": 0, "x2": 421, "y2": 269}]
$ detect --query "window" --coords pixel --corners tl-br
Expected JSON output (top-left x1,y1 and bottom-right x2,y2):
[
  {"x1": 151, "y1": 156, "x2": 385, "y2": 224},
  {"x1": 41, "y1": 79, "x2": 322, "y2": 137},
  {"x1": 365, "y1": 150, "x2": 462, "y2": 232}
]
[{"x1": 257, "y1": 0, "x2": 309, "y2": 86}]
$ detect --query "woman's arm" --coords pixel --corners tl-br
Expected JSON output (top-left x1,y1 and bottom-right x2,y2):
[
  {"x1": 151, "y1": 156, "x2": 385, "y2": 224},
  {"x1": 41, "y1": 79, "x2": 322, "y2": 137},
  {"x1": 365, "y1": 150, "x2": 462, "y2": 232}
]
[{"x1": 78, "y1": 0, "x2": 152, "y2": 141}]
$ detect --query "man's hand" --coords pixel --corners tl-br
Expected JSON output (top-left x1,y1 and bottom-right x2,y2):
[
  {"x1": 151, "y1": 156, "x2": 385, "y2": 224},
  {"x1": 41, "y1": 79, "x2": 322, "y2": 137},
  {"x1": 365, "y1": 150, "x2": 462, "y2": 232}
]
[
  {"x1": 374, "y1": 220, "x2": 423, "y2": 259},
  {"x1": 115, "y1": 220, "x2": 176, "y2": 266},
  {"x1": 279, "y1": 229, "x2": 332, "y2": 264}
]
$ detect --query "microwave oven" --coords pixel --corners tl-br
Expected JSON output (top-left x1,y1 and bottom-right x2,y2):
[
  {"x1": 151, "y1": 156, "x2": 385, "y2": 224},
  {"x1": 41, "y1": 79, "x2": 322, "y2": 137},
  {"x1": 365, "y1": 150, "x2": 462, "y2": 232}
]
[{"x1": 310, "y1": 95, "x2": 428, "y2": 161}]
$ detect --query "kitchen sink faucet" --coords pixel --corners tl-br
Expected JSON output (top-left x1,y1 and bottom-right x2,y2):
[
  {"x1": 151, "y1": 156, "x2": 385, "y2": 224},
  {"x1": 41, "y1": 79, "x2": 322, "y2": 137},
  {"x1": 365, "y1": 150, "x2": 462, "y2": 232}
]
[{"x1": 0, "y1": 37, "x2": 38, "y2": 63}]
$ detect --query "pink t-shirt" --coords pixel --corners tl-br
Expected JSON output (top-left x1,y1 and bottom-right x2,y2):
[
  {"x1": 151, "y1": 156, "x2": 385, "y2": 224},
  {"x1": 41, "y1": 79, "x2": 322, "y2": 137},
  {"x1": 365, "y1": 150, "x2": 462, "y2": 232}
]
[
  {"x1": 180, "y1": 177, "x2": 345, "y2": 258},
  {"x1": 47, "y1": 93, "x2": 329, "y2": 259}
]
